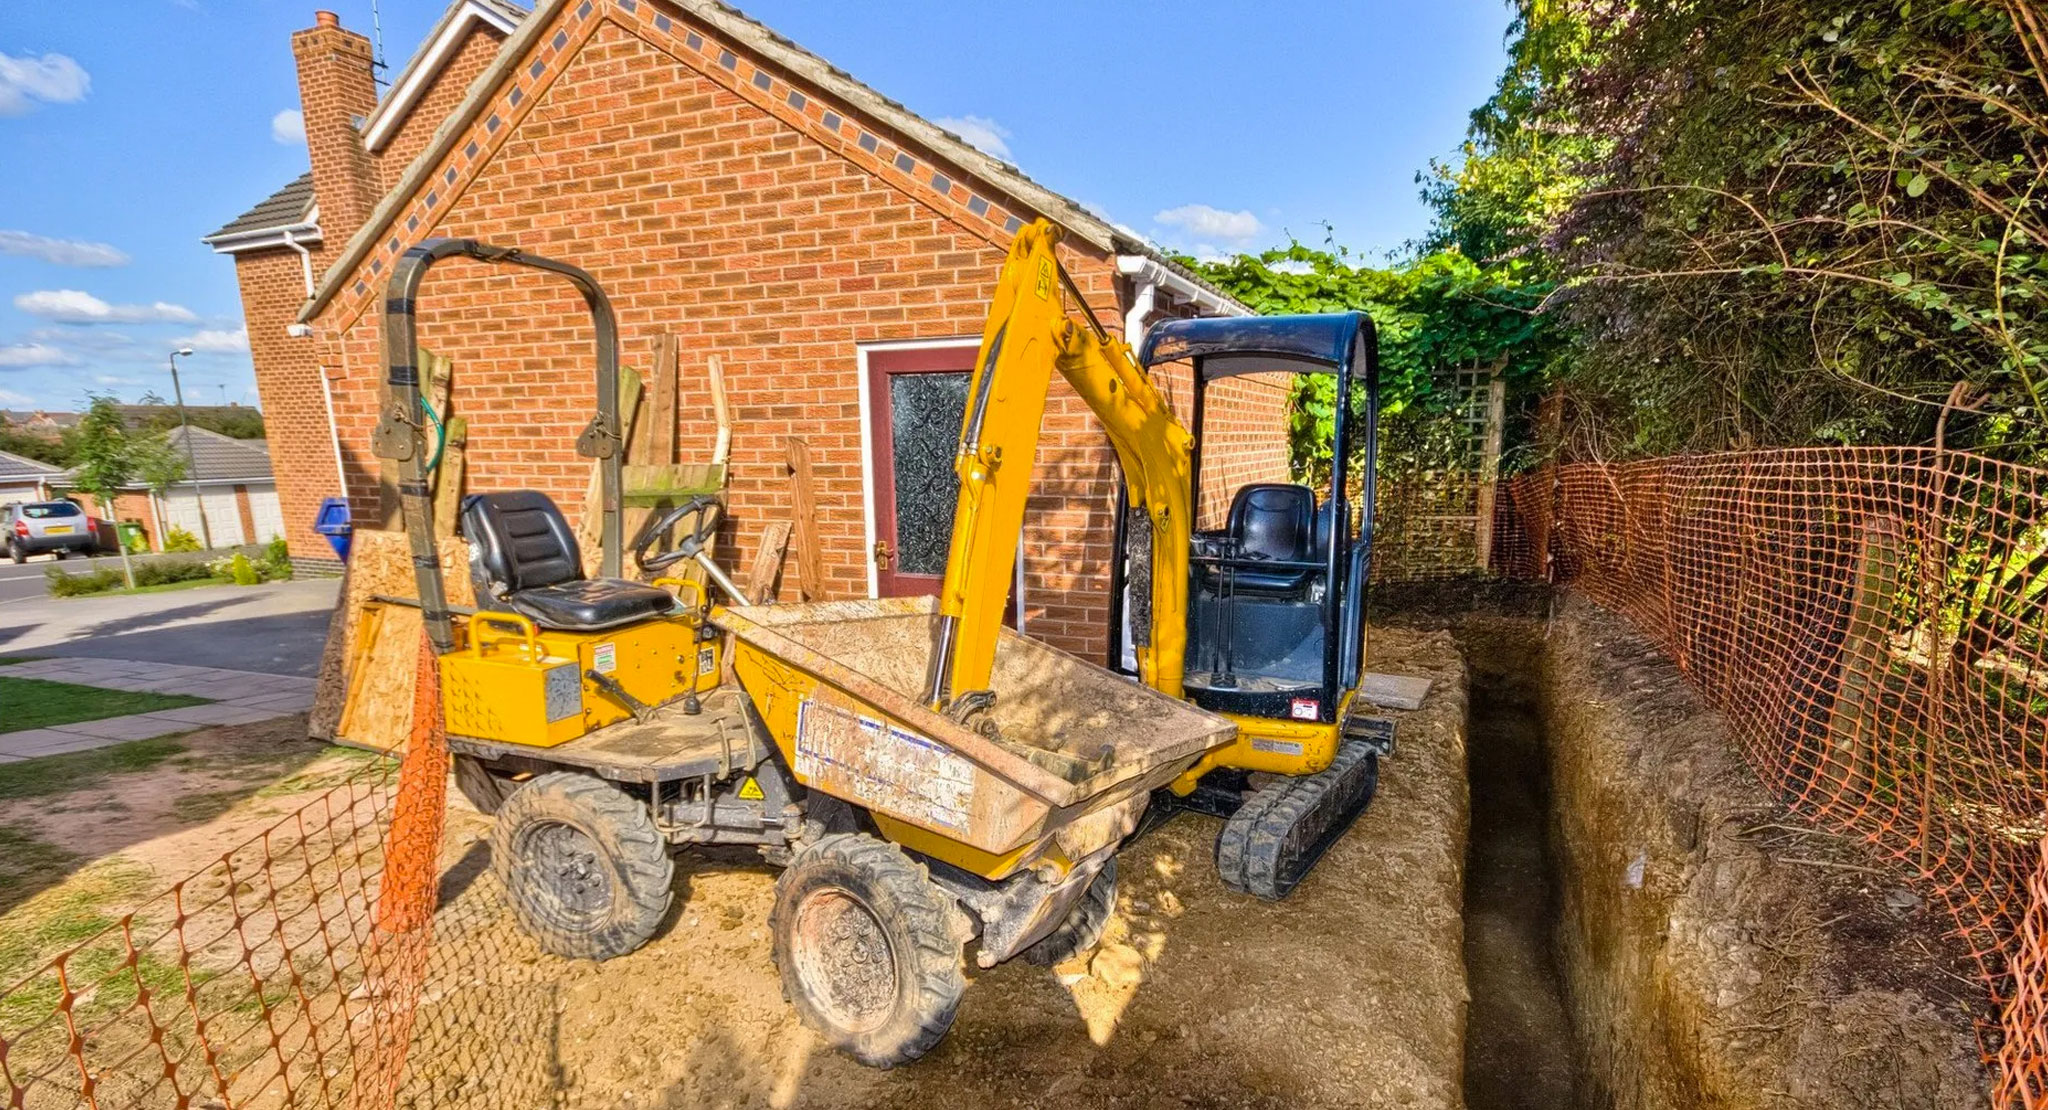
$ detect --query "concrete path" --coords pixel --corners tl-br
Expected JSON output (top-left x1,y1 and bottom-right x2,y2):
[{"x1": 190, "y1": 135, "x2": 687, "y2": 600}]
[
  {"x1": 0, "y1": 577, "x2": 339, "y2": 676},
  {"x1": 0, "y1": 656, "x2": 316, "y2": 762}
]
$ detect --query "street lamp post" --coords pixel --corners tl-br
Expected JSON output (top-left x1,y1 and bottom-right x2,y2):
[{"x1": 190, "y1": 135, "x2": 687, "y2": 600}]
[{"x1": 168, "y1": 348, "x2": 214, "y2": 550}]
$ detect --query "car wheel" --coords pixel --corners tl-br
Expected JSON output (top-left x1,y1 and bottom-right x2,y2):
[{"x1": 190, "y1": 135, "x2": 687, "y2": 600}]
[{"x1": 7, "y1": 542, "x2": 22, "y2": 565}]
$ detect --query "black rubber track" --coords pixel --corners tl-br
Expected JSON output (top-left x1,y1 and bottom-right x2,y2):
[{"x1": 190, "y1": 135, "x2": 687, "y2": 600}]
[
  {"x1": 492, "y1": 771, "x2": 674, "y2": 961},
  {"x1": 1215, "y1": 740, "x2": 1380, "y2": 901},
  {"x1": 1024, "y1": 858, "x2": 1118, "y2": 966},
  {"x1": 770, "y1": 834, "x2": 966, "y2": 1068}
]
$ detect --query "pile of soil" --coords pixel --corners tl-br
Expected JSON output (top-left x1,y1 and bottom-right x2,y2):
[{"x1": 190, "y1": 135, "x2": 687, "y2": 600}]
[
  {"x1": 399, "y1": 625, "x2": 1472, "y2": 1110},
  {"x1": 1539, "y1": 594, "x2": 1988, "y2": 1109}
]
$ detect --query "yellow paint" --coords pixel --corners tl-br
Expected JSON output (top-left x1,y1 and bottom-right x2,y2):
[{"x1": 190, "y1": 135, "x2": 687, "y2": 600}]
[
  {"x1": 1167, "y1": 690, "x2": 1358, "y2": 794},
  {"x1": 440, "y1": 609, "x2": 719, "y2": 746}
]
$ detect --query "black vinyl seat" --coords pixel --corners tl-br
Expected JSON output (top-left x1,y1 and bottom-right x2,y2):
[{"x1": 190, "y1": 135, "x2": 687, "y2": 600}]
[
  {"x1": 1201, "y1": 483, "x2": 1318, "y2": 597},
  {"x1": 459, "y1": 491, "x2": 675, "y2": 632}
]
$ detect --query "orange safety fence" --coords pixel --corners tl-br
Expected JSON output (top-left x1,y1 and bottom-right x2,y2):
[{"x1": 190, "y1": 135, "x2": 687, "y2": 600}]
[
  {"x1": 0, "y1": 638, "x2": 448, "y2": 1110},
  {"x1": 1493, "y1": 447, "x2": 2048, "y2": 1106}
]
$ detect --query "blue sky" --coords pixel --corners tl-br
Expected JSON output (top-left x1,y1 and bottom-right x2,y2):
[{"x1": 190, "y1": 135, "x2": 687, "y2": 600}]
[{"x1": 0, "y1": 0, "x2": 1510, "y2": 412}]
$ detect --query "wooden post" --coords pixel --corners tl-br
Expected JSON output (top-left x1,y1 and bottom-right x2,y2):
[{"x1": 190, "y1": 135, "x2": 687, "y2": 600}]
[
  {"x1": 786, "y1": 437, "x2": 825, "y2": 600},
  {"x1": 578, "y1": 367, "x2": 642, "y2": 574},
  {"x1": 432, "y1": 416, "x2": 468, "y2": 537},
  {"x1": 1473, "y1": 359, "x2": 1507, "y2": 573}
]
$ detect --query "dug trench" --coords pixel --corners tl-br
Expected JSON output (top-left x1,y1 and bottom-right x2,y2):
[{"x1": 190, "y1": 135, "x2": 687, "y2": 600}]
[{"x1": 1386, "y1": 584, "x2": 1992, "y2": 1110}]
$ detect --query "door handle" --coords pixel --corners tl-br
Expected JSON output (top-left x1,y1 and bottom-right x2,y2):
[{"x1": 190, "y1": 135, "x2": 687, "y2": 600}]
[{"x1": 873, "y1": 540, "x2": 893, "y2": 570}]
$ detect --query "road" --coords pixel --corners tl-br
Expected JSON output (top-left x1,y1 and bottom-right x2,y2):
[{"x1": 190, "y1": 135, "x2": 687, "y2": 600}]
[
  {"x1": 0, "y1": 576, "x2": 339, "y2": 676},
  {"x1": 0, "y1": 548, "x2": 262, "y2": 604}
]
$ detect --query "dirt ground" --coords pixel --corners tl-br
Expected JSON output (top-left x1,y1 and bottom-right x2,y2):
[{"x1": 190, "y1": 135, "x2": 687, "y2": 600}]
[{"x1": 398, "y1": 624, "x2": 1471, "y2": 1110}]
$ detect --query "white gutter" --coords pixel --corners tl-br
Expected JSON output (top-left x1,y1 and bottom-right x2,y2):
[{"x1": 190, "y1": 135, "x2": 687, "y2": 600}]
[
  {"x1": 359, "y1": 0, "x2": 522, "y2": 152},
  {"x1": 205, "y1": 223, "x2": 323, "y2": 256},
  {"x1": 1114, "y1": 254, "x2": 1249, "y2": 351},
  {"x1": 280, "y1": 228, "x2": 353, "y2": 505}
]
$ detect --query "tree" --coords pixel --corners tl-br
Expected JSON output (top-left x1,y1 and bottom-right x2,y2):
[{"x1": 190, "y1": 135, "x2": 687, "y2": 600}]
[
  {"x1": 131, "y1": 430, "x2": 186, "y2": 550},
  {"x1": 68, "y1": 396, "x2": 141, "y2": 588}
]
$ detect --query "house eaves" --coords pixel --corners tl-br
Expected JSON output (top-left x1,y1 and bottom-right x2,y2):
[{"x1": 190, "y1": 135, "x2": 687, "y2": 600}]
[{"x1": 360, "y1": 0, "x2": 529, "y2": 152}]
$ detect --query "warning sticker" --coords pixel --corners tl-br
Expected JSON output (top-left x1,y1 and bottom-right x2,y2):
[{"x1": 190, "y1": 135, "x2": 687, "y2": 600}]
[
  {"x1": 593, "y1": 642, "x2": 617, "y2": 674},
  {"x1": 795, "y1": 699, "x2": 975, "y2": 833},
  {"x1": 736, "y1": 777, "x2": 765, "y2": 801}
]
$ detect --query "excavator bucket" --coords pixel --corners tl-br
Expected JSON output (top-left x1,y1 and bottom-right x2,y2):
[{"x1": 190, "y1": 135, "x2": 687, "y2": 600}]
[{"x1": 721, "y1": 597, "x2": 1232, "y2": 878}]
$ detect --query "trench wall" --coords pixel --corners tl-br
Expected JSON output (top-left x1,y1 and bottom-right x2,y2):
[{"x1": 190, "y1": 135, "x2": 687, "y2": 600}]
[{"x1": 1538, "y1": 593, "x2": 1986, "y2": 1109}]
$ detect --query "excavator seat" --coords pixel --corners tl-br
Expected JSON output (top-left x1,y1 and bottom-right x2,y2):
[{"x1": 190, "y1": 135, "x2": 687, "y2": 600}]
[
  {"x1": 460, "y1": 490, "x2": 675, "y2": 632},
  {"x1": 1202, "y1": 483, "x2": 1318, "y2": 597}
]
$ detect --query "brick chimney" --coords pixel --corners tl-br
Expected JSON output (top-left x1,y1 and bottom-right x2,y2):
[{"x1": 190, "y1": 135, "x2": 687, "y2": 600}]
[{"x1": 292, "y1": 11, "x2": 379, "y2": 243}]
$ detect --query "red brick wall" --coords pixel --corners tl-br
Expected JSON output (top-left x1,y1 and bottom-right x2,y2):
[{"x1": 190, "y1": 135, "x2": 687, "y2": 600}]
[
  {"x1": 235, "y1": 249, "x2": 344, "y2": 562},
  {"x1": 310, "y1": 10, "x2": 1135, "y2": 660},
  {"x1": 375, "y1": 25, "x2": 508, "y2": 193},
  {"x1": 1194, "y1": 370, "x2": 1297, "y2": 527},
  {"x1": 292, "y1": 18, "x2": 379, "y2": 237}
]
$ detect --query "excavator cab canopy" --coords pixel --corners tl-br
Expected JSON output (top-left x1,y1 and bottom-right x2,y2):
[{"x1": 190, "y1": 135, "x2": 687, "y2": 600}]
[{"x1": 1120, "y1": 312, "x2": 1380, "y2": 725}]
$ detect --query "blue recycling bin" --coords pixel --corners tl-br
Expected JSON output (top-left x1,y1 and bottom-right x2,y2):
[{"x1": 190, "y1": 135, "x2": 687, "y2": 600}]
[{"x1": 313, "y1": 497, "x2": 353, "y2": 562}]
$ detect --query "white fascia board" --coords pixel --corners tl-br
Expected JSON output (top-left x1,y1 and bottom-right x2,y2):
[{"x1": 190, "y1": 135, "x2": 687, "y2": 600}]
[
  {"x1": 1115, "y1": 255, "x2": 1251, "y2": 318},
  {"x1": 206, "y1": 223, "x2": 324, "y2": 255},
  {"x1": 361, "y1": 0, "x2": 521, "y2": 153}
]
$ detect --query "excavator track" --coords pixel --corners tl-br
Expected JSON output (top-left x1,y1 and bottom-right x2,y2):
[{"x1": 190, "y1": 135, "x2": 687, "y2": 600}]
[{"x1": 1214, "y1": 739, "x2": 1380, "y2": 901}]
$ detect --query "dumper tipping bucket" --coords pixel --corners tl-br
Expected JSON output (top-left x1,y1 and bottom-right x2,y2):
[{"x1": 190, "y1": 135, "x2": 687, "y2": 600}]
[{"x1": 719, "y1": 597, "x2": 1234, "y2": 873}]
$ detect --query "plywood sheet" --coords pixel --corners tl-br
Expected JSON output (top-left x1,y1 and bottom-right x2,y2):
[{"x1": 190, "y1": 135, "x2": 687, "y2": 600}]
[{"x1": 309, "y1": 528, "x2": 475, "y2": 743}]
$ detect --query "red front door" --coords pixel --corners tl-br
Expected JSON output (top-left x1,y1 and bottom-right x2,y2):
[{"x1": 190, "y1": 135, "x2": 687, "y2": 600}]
[{"x1": 868, "y1": 345, "x2": 974, "y2": 598}]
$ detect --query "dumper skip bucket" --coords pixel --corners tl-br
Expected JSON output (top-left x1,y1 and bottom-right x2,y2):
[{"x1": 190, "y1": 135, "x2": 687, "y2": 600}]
[{"x1": 720, "y1": 597, "x2": 1234, "y2": 876}]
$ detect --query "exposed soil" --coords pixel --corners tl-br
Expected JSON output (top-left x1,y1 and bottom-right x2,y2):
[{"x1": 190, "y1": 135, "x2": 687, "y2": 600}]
[
  {"x1": 397, "y1": 625, "x2": 1473, "y2": 1110},
  {"x1": 1459, "y1": 619, "x2": 1579, "y2": 1109},
  {"x1": 1541, "y1": 594, "x2": 1989, "y2": 1109}
]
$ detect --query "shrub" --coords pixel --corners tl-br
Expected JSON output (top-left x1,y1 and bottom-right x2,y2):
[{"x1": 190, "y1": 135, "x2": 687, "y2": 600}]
[
  {"x1": 44, "y1": 566, "x2": 124, "y2": 597},
  {"x1": 162, "y1": 527, "x2": 201, "y2": 553},
  {"x1": 228, "y1": 553, "x2": 260, "y2": 587},
  {"x1": 132, "y1": 559, "x2": 216, "y2": 588},
  {"x1": 262, "y1": 535, "x2": 293, "y2": 581}
]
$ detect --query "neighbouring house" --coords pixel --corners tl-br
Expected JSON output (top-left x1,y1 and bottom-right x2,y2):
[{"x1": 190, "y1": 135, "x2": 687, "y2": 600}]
[
  {"x1": 0, "y1": 450, "x2": 62, "y2": 504},
  {"x1": 0, "y1": 410, "x2": 82, "y2": 438},
  {"x1": 66, "y1": 428, "x2": 284, "y2": 552},
  {"x1": 208, "y1": 0, "x2": 1291, "y2": 662}
]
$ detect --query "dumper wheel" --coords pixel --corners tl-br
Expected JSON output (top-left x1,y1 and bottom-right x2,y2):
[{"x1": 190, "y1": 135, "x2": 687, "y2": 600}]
[
  {"x1": 772, "y1": 834, "x2": 965, "y2": 1067},
  {"x1": 493, "y1": 772, "x2": 673, "y2": 961},
  {"x1": 452, "y1": 754, "x2": 517, "y2": 815},
  {"x1": 1024, "y1": 858, "x2": 1117, "y2": 966}
]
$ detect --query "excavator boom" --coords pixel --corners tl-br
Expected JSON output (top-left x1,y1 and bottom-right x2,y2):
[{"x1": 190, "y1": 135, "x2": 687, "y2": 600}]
[{"x1": 922, "y1": 220, "x2": 1192, "y2": 712}]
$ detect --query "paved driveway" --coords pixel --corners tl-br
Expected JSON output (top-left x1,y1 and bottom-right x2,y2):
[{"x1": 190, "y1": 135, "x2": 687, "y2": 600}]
[
  {"x1": 0, "y1": 577, "x2": 339, "y2": 676},
  {"x1": 0, "y1": 548, "x2": 264, "y2": 604}
]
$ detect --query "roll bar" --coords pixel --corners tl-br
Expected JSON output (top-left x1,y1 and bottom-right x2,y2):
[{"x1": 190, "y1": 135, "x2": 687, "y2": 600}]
[{"x1": 376, "y1": 238, "x2": 625, "y2": 653}]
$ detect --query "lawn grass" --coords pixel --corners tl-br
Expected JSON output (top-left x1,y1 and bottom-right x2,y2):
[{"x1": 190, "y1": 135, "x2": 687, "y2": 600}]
[
  {"x1": 95, "y1": 575, "x2": 236, "y2": 597},
  {"x1": 0, "y1": 677, "x2": 208, "y2": 734},
  {"x1": 0, "y1": 656, "x2": 40, "y2": 665},
  {"x1": 0, "y1": 736, "x2": 190, "y2": 800}
]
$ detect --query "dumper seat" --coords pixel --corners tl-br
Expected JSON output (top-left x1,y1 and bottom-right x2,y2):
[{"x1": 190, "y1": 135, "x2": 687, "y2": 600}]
[{"x1": 460, "y1": 491, "x2": 675, "y2": 631}]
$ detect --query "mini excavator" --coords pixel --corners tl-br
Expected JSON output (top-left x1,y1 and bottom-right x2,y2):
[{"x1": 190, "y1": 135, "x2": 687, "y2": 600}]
[{"x1": 926, "y1": 222, "x2": 1387, "y2": 901}]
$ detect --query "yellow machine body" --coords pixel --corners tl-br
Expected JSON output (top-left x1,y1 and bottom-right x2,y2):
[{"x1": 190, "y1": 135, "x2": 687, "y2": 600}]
[{"x1": 439, "y1": 609, "x2": 720, "y2": 747}]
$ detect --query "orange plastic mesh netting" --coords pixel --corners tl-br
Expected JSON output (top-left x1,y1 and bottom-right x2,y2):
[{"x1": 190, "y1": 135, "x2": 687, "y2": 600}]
[{"x1": 1494, "y1": 446, "x2": 2048, "y2": 1105}]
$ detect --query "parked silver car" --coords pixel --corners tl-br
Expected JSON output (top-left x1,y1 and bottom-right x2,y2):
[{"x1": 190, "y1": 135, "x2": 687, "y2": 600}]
[{"x1": 5, "y1": 500, "x2": 98, "y2": 563}]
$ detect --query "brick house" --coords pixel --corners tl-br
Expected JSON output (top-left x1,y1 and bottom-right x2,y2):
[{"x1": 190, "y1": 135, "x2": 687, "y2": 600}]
[
  {"x1": 208, "y1": 0, "x2": 1292, "y2": 662},
  {"x1": 64, "y1": 429, "x2": 284, "y2": 552}
]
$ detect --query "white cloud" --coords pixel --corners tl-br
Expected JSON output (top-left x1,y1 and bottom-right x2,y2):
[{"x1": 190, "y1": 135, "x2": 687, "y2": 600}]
[
  {"x1": 935, "y1": 115, "x2": 1011, "y2": 161},
  {"x1": 14, "y1": 289, "x2": 196, "y2": 324},
  {"x1": 0, "y1": 51, "x2": 89, "y2": 116},
  {"x1": 174, "y1": 326, "x2": 248, "y2": 354},
  {"x1": 1154, "y1": 204, "x2": 1265, "y2": 246},
  {"x1": 0, "y1": 387, "x2": 33, "y2": 406},
  {"x1": 271, "y1": 108, "x2": 304, "y2": 144},
  {"x1": 94, "y1": 374, "x2": 143, "y2": 387},
  {"x1": 1266, "y1": 258, "x2": 1314, "y2": 275},
  {"x1": 0, "y1": 230, "x2": 127, "y2": 267},
  {"x1": 0, "y1": 343, "x2": 78, "y2": 368}
]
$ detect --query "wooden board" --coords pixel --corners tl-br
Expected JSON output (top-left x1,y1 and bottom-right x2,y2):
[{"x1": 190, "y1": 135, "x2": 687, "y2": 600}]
[
  {"x1": 339, "y1": 602, "x2": 423, "y2": 754},
  {"x1": 577, "y1": 367, "x2": 642, "y2": 576},
  {"x1": 433, "y1": 416, "x2": 468, "y2": 537},
  {"x1": 744, "y1": 519, "x2": 793, "y2": 603},
  {"x1": 786, "y1": 437, "x2": 825, "y2": 600},
  {"x1": 310, "y1": 529, "x2": 476, "y2": 745}
]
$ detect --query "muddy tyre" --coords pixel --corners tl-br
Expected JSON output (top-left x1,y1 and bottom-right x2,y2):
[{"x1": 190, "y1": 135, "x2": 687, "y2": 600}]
[
  {"x1": 771, "y1": 833, "x2": 965, "y2": 1067},
  {"x1": 6, "y1": 542, "x2": 21, "y2": 564},
  {"x1": 452, "y1": 754, "x2": 517, "y2": 815},
  {"x1": 492, "y1": 771, "x2": 672, "y2": 961},
  {"x1": 1024, "y1": 858, "x2": 1117, "y2": 966}
]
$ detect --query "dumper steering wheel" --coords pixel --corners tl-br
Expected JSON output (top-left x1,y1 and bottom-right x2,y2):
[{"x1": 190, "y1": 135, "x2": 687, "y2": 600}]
[{"x1": 632, "y1": 495, "x2": 723, "y2": 573}]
